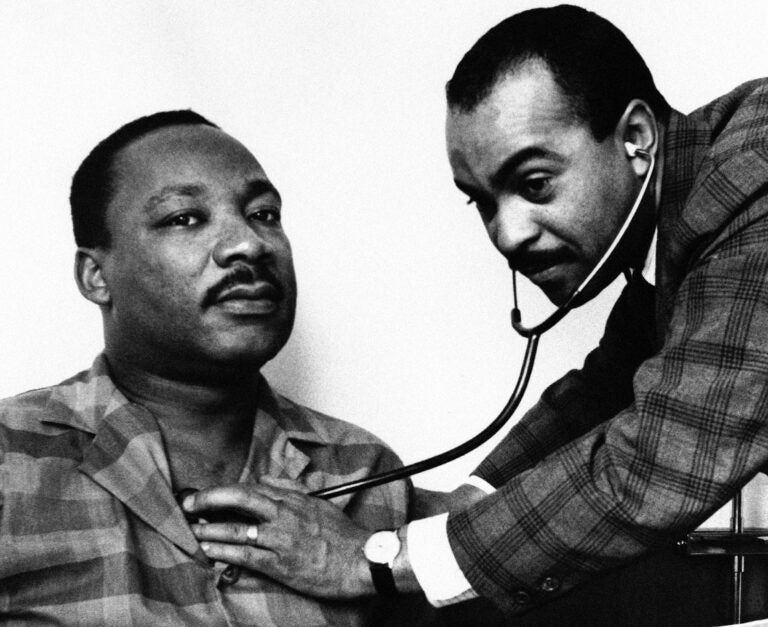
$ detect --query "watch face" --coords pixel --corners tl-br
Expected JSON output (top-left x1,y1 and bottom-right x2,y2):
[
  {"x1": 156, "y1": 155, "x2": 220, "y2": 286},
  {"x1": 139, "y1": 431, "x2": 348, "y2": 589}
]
[{"x1": 364, "y1": 530, "x2": 401, "y2": 565}]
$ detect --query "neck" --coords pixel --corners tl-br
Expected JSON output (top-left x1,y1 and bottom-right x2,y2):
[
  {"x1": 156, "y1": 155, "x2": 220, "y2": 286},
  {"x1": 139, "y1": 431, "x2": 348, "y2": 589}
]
[
  {"x1": 105, "y1": 351, "x2": 259, "y2": 490},
  {"x1": 107, "y1": 351, "x2": 260, "y2": 415}
]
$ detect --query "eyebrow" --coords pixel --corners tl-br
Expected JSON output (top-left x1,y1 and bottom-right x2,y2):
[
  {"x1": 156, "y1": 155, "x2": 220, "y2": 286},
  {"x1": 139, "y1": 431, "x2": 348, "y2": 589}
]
[
  {"x1": 488, "y1": 146, "x2": 564, "y2": 190},
  {"x1": 142, "y1": 179, "x2": 281, "y2": 214},
  {"x1": 144, "y1": 184, "x2": 206, "y2": 214},
  {"x1": 241, "y1": 179, "x2": 281, "y2": 205}
]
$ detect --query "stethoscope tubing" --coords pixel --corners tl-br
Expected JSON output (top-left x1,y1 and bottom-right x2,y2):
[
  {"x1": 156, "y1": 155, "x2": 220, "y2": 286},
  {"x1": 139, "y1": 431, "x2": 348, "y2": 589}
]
[
  {"x1": 311, "y1": 150, "x2": 655, "y2": 499},
  {"x1": 311, "y1": 333, "x2": 540, "y2": 499}
]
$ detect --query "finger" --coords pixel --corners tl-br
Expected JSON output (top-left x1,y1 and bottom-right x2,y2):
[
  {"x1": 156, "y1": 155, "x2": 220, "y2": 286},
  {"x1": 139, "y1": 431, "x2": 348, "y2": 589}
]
[
  {"x1": 183, "y1": 484, "x2": 278, "y2": 519},
  {"x1": 193, "y1": 521, "x2": 295, "y2": 552},
  {"x1": 199, "y1": 541, "x2": 278, "y2": 572},
  {"x1": 193, "y1": 522, "x2": 266, "y2": 547},
  {"x1": 258, "y1": 475, "x2": 311, "y2": 494}
]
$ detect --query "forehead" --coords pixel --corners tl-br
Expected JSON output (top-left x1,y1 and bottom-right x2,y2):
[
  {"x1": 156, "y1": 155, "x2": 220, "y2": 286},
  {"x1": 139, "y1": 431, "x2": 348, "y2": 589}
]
[
  {"x1": 446, "y1": 62, "x2": 581, "y2": 176},
  {"x1": 111, "y1": 125, "x2": 270, "y2": 202}
]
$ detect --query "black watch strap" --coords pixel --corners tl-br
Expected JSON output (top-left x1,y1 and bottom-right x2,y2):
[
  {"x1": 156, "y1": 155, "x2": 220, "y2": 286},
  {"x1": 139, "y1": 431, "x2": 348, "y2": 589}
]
[
  {"x1": 369, "y1": 561, "x2": 398, "y2": 596},
  {"x1": 364, "y1": 529, "x2": 401, "y2": 596}
]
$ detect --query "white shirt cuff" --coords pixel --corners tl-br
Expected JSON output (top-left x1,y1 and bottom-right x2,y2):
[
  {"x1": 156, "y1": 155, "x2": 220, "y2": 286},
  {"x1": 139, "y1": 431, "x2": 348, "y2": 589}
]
[
  {"x1": 407, "y1": 478, "x2": 496, "y2": 606},
  {"x1": 465, "y1": 474, "x2": 496, "y2": 495},
  {"x1": 408, "y1": 514, "x2": 478, "y2": 606}
]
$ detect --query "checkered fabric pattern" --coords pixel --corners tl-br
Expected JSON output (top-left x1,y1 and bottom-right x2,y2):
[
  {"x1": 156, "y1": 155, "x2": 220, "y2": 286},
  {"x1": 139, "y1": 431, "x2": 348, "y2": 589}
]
[
  {"x1": 0, "y1": 355, "x2": 410, "y2": 625},
  {"x1": 449, "y1": 79, "x2": 768, "y2": 614}
]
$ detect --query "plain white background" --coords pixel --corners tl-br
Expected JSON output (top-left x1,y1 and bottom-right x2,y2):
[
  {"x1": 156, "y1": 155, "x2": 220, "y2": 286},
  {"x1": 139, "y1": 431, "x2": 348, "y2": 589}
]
[{"x1": 1, "y1": 1, "x2": 767, "y2": 522}]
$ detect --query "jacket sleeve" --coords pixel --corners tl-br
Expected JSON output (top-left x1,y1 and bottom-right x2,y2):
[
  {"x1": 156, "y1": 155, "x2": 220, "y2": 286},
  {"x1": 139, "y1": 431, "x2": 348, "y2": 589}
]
[{"x1": 448, "y1": 148, "x2": 768, "y2": 615}]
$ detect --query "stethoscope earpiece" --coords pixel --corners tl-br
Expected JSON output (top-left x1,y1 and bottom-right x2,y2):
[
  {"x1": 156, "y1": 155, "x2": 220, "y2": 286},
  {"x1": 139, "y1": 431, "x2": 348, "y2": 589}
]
[
  {"x1": 625, "y1": 142, "x2": 651, "y2": 160},
  {"x1": 624, "y1": 141, "x2": 639, "y2": 157}
]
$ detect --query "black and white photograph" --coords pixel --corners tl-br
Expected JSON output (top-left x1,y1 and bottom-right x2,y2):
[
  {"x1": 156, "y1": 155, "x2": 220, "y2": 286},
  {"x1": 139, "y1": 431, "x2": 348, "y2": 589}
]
[{"x1": 1, "y1": 2, "x2": 767, "y2": 625}]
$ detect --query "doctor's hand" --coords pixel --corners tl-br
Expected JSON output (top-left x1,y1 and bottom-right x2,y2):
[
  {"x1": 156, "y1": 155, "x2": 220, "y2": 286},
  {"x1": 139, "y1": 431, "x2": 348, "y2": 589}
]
[
  {"x1": 413, "y1": 482, "x2": 488, "y2": 518},
  {"x1": 183, "y1": 479, "x2": 376, "y2": 598}
]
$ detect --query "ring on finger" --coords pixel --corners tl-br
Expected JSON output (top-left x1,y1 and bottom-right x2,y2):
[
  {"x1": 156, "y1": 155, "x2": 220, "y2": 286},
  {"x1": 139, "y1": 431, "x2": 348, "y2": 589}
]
[{"x1": 246, "y1": 524, "x2": 259, "y2": 545}]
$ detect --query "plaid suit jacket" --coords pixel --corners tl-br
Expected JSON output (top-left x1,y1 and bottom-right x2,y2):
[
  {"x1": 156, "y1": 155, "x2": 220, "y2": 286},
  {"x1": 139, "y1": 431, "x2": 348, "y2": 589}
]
[
  {"x1": 447, "y1": 79, "x2": 768, "y2": 614},
  {"x1": 0, "y1": 355, "x2": 410, "y2": 625}
]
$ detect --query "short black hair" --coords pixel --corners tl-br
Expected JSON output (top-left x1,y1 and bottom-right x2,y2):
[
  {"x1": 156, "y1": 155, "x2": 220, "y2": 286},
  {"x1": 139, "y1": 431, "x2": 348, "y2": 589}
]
[
  {"x1": 446, "y1": 4, "x2": 670, "y2": 139},
  {"x1": 70, "y1": 110, "x2": 218, "y2": 248}
]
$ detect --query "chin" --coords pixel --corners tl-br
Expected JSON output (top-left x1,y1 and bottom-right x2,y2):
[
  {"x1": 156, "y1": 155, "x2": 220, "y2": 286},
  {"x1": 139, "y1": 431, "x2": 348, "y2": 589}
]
[
  {"x1": 545, "y1": 292, "x2": 568, "y2": 308},
  {"x1": 216, "y1": 332, "x2": 289, "y2": 368},
  {"x1": 210, "y1": 316, "x2": 293, "y2": 362},
  {"x1": 540, "y1": 264, "x2": 593, "y2": 308},
  {"x1": 540, "y1": 280, "x2": 576, "y2": 308}
]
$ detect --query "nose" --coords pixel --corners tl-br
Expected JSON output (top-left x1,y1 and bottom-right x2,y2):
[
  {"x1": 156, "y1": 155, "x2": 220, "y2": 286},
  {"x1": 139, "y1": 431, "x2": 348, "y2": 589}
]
[
  {"x1": 487, "y1": 198, "x2": 540, "y2": 259},
  {"x1": 212, "y1": 214, "x2": 271, "y2": 268}
]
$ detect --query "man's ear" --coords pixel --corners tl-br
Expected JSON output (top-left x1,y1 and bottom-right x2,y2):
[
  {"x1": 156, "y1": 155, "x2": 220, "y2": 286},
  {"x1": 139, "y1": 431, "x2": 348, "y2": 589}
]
[
  {"x1": 75, "y1": 248, "x2": 111, "y2": 306},
  {"x1": 615, "y1": 98, "x2": 658, "y2": 177}
]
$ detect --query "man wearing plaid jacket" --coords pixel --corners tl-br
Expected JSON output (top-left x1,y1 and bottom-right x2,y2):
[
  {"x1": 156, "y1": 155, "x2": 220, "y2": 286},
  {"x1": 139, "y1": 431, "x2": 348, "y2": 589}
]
[{"x1": 183, "y1": 5, "x2": 768, "y2": 625}]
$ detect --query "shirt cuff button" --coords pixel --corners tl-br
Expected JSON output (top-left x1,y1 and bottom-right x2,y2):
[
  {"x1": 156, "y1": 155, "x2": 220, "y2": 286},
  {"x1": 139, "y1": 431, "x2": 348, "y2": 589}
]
[
  {"x1": 512, "y1": 590, "x2": 531, "y2": 606},
  {"x1": 539, "y1": 576, "x2": 560, "y2": 593}
]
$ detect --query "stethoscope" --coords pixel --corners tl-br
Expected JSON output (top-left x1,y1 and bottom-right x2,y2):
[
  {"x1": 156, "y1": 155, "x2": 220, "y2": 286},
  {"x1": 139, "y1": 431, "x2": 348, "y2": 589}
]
[{"x1": 312, "y1": 144, "x2": 655, "y2": 500}]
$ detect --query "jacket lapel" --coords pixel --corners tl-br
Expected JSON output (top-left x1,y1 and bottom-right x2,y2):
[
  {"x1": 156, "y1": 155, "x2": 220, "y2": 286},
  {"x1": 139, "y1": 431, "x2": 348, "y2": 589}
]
[
  {"x1": 40, "y1": 357, "x2": 203, "y2": 558},
  {"x1": 655, "y1": 109, "x2": 712, "y2": 339},
  {"x1": 240, "y1": 378, "x2": 358, "y2": 511},
  {"x1": 76, "y1": 393, "x2": 204, "y2": 560},
  {"x1": 238, "y1": 378, "x2": 313, "y2": 482}
]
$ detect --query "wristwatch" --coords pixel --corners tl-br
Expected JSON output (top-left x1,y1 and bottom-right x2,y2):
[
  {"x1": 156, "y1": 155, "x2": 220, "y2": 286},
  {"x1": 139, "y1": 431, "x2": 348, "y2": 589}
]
[{"x1": 363, "y1": 529, "x2": 401, "y2": 595}]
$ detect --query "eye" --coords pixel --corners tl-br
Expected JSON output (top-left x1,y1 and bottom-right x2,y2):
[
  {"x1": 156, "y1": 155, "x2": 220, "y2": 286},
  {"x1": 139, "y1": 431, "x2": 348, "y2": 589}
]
[
  {"x1": 520, "y1": 174, "x2": 553, "y2": 202},
  {"x1": 248, "y1": 206, "x2": 282, "y2": 224},
  {"x1": 162, "y1": 211, "x2": 205, "y2": 228}
]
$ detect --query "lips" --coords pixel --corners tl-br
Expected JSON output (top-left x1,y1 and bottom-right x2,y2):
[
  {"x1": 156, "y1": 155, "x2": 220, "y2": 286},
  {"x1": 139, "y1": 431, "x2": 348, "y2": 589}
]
[
  {"x1": 510, "y1": 249, "x2": 574, "y2": 285},
  {"x1": 519, "y1": 261, "x2": 560, "y2": 283},
  {"x1": 211, "y1": 281, "x2": 283, "y2": 315},
  {"x1": 217, "y1": 282, "x2": 279, "y2": 302},
  {"x1": 513, "y1": 259, "x2": 561, "y2": 284},
  {"x1": 203, "y1": 263, "x2": 286, "y2": 315}
]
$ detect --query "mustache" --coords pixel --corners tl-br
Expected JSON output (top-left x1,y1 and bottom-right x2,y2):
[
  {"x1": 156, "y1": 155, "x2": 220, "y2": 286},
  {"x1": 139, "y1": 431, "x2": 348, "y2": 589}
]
[{"x1": 203, "y1": 264, "x2": 284, "y2": 308}]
